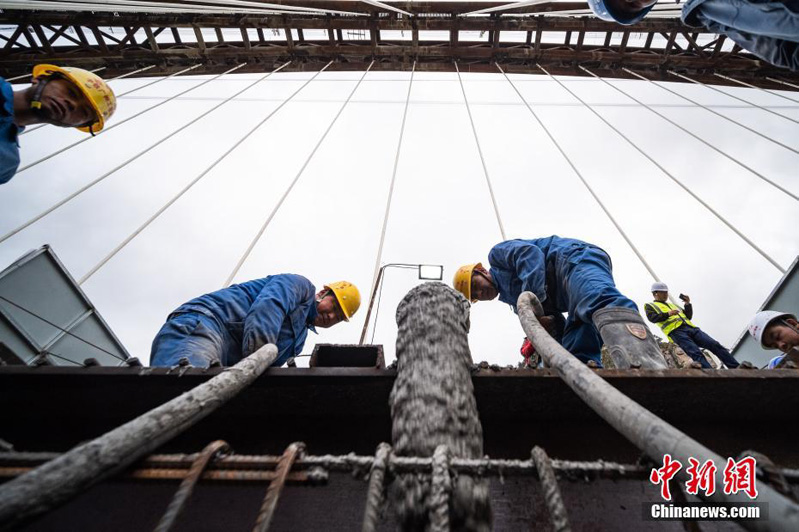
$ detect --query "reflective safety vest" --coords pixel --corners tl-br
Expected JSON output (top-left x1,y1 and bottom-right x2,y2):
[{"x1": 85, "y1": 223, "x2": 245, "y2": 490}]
[{"x1": 646, "y1": 301, "x2": 695, "y2": 339}]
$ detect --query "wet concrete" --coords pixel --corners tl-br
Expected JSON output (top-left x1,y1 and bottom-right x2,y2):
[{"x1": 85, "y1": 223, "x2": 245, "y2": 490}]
[{"x1": 389, "y1": 283, "x2": 491, "y2": 531}]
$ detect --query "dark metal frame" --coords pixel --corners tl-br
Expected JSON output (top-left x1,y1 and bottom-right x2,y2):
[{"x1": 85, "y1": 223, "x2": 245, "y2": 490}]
[{"x1": 1, "y1": 4, "x2": 798, "y2": 90}]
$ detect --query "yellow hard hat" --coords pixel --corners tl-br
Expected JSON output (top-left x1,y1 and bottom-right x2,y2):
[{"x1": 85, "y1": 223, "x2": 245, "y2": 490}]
[
  {"x1": 325, "y1": 281, "x2": 361, "y2": 321},
  {"x1": 453, "y1": 263, "x2": 481, "y2": 302},
  {"x1": 32, "y1": 64, "x2": 116, "y2": 133}
]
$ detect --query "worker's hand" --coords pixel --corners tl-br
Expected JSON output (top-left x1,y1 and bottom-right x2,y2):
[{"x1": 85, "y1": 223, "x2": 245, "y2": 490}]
[
  {"x1": 539, "y1": 315, "x2": 558, "y2": 336},
  {"x1": 680, "y1": 294, "x2": 691, "y2": 303},
  {"x1": 669, "y1": 309, "x2": 680, "y2": 316}
]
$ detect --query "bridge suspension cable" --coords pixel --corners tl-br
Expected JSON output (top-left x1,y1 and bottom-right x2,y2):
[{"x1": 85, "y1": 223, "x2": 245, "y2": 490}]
[
  {"x1": 621, "y1": 68, "x2": 799, "y2": 158},
  {"x1": 539, "y1": 64, "x2": 786, "y2": 274},
  {"x1": 224, "y1": 61, "x2": 374, "y2": 287},
  {"x1": 713, "y1": 72, "x2": 799, "y2": 105},
  {"x1": 455, "y1": 61, "x2": 507, "y2": 241},
  {"x1": 77, "y1": 61, "x2": 323, "y2": 285},
  {"x1": 668, "y1": 71, "x2": 799, "y2": 126},
  {"x1": 16, "y1": 64, "x2": 203, "y2": 173},
  {"x1": 21, "y1": 65, "x2": 157, "y2": 136},
  {"x1": 363, "y1": 62, "x2": 416, "y2": 345},
  {"x1": 580, "y1": 66, "x2": 799, "y2": 202},
  {"x1": 495, "y1": 62, "x2": 665, "y2": 287},
  {"x1": 0, "y1": 64, "x2": 248, "y2": 247}
]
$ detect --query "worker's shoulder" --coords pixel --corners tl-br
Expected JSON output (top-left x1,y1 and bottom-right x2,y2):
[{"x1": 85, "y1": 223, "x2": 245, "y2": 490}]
[{"x1": 265, "y1": 273, "x2": 315, "y2": 289}]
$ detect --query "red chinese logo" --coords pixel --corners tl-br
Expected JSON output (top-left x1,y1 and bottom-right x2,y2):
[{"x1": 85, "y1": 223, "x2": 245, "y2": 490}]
[
  {"x1": 723, "y1": 457, "x2": 758, "y2": 499},
  {"x1": 650, "y1": 454, "x2": 682, "y2": 500},
  {"x1": 650, "y1": 455, "x2": 758, "y2": 501},
  {"x1": 685, "y1": 458, "x2": 716, "y2": 496}
]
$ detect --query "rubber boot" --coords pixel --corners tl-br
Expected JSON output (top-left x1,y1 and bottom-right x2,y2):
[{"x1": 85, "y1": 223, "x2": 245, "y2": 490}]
[{"x1": 592, "y1": 307, "x2": 667, "y2": 369}]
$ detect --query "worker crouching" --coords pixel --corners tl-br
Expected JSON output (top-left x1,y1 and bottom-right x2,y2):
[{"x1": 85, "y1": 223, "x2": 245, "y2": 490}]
[
  {"x1": 1, "y1": 64, "x2": 116, "y2": 184},
  {"x1": 150, "y1": 275, "x2": 360, "y2": 368},
  {"x1": 454, "y1": 236, "x2": 666, "y2": 369}
]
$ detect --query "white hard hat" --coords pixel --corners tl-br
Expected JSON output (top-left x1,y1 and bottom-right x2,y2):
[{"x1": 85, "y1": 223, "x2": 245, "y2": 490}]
[
  {"x1": 748, "y1": 311, "x2": 797, "y2": 349},
  {"x1": 651, "y1": 282, "x2": 669, "y2": 292}
]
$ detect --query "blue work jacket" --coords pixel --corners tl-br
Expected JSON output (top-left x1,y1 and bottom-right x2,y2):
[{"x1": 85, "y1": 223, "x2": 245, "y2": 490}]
[
  {"x1": 683, "y1": 0, "x2": 799, "y2": 70},
  {"x1": 172, "y1": 273, "x2": 318, "y2": 366},
  {"x1": 488, "y1": 236, "x2": 605, "y2": 314},
  {"x1": 0, "y1": 78, "x2": 22, "y2": 185}
]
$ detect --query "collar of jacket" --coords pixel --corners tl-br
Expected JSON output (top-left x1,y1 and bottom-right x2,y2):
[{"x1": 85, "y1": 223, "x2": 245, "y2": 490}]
[{"x1": 306, "y1": 301, "x2": 318, "y2": 333}]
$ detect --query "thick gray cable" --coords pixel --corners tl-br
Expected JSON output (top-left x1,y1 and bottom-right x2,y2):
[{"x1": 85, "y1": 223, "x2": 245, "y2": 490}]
[
  {"x1": 582, "y1": 66, "x2": 799, "y2": 201},
  {"x1": 0, "y1": 344, "x2": 278, "y2": 530},
  {"x1": 224, "y1": 61, "x2": 373, "y2": 286},
  {"x1": 455, "y1": 61, "x2": 507, "y2": 240},
  {"x1": 714, "y1": 72, "x2": 799, "y2": 105},
  {"x1": 539, "y1": 64, "x2": 785, "y2": 274},
  {"x1": 621, "y1": 68, "x2": 798, "y2": 157},
  {"x1": 669, "y1": 70, "x2": 799, "y2": 126},
  {"x1": 21, "y1": 65, "x2": 157, "y2": 136},
  {"x1": 365, "y1": 62, "x2": 415, "y2": 344},
  {"x1": 517, "y1": 291, "x2": 799, "y2": 532},
  {"x1": 495, "y1": 63, "x2": 664, "y2": 285},
  {"x1": 0, "y1": 62, "x2": 289, "y2": 247},
  {"x1": 78, "y1": 62, "x2": 327, "y2": 286},
  {"x1": 16, "y1": 64, "x2": 202, "y2": 173}
]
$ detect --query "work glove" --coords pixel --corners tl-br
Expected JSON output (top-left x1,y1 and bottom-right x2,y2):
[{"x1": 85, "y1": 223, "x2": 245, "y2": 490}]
[{"x1": 520, "y1": 337, "x2": 538, "y2": 368}]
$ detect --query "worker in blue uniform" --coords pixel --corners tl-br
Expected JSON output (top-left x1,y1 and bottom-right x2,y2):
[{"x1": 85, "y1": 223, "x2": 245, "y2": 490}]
[
  {"x1": 454, "y1": 236, "x2": 665, "y2": 368},
  {"x1": 150, "y1": 275, "x2": 361, "y2": 368},
  {"x1": 587, "y1": 0, "x2": 799, "y2": 71},
  {"x1": 1, "y1": 64, "x2": 117, "y2": 185}
]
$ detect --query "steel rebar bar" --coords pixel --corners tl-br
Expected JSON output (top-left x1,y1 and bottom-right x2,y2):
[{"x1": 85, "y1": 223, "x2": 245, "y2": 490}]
[
  {"x1": 154, "y1": 440, "x2": 231, "y2": 532},
  {"x1": 362, "y1": 443, "x2": 392, "y2": 532},
  {"x1": 0, "y1": 344, "x2": 278, "y2": 530},
  {"x1": 252, "y1": 442, "x2": 304, "y2": 532},
  {"x1": 531, "y1": 446, "x2": 571, "y2": 532}
]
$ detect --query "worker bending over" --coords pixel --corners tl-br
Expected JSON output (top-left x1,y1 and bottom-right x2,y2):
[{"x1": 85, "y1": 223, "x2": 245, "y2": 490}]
[
  {"x1": 1, "y1": 64, "x2": 116, "y2": 185},
  {"x1": 454, "y1": 236, "x2": 665, "y2": 368},
  {"x1": 645, "y1": 283, "x2": 740, "y2": 369},
  {"x1": 748, "y1": 311, "x2": 799, "y2": 368},
  {"x1": 151, "y1": 275, "x2": 360, "y2": 368},
  {"x1": 587, "y1": 0, "x2": 799, "y2": 71}
]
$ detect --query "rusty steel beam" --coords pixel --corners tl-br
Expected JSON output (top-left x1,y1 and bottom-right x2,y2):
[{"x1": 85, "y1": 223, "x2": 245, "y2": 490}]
[{"x1": 0, "y1": 11, "x2": 797, "y2": 90}]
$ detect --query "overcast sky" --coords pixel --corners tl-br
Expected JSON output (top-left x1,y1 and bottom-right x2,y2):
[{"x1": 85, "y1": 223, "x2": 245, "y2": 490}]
[{"x1": 1, "y1": 67, "x2": 798, "y2": 367}]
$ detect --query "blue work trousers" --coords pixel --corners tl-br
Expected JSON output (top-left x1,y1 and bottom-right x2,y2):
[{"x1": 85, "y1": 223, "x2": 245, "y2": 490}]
[
  {"x1": 150, "y1": 312, "x2": 238, "y2": 368},
  {"x1": 687, "y1": 0, "x2": 799, "y2": 70},
  {"x1": 669, "y1": 325, "x2": 740, "y2": 369},
  {"x1": 559, "y1": 247, "x2": 639, "y2": 365}
]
